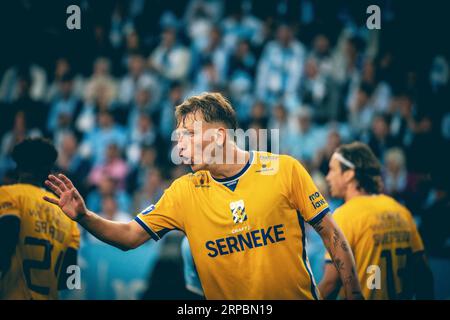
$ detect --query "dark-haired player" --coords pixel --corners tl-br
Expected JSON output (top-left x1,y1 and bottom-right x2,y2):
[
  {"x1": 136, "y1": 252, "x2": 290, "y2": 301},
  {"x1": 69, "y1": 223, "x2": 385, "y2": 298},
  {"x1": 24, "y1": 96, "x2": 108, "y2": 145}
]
[
  {"x1": 0, "y1": 138, "x2": 80, "y2": 299},
  {"x1": 319, "y1": 142, "x2": 434, "y2": 299}
]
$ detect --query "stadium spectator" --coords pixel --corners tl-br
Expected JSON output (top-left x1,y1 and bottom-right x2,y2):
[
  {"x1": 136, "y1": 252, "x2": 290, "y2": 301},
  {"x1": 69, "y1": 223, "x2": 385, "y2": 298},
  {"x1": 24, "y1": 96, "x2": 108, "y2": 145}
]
[
  {"x1": 47, "y1": 72, "x2": 83, "y2": 134},
  {"x1": 118, "y1": 53, "x2": 160, "y2": 105},
  {"x1": 80, "y1": 111, "x2": 128, "y2": 165},
  {"x1": 127, "y1": 85, "x2": 159, "y2": 131},
  {"x1": 88, "y1": 143, "x2": 129, "y2": 189},
  {"x1": 313, "y1": 129, "x2": 342, "y2": 176},
  {"x1": 126, "y1": 145, "x2": 160, "y2": 195},
  {"x1": 133, "y1": 168, "x2": 164, "y2": 214},
  {"x1": 348, "y1": 82, "x2": 375, "y2": 137},
  {"x1": 84, "y1": 57, "x2": 118, "y2": 106},
  {"x1": 149, "y1": 26, "x2": 191, "y2": 82},
  {"x1": 4, "y1": 71, "x2": 48, "y2": 135},
  {"x1": 193, "y1": 26, "x2": 228, "y2": 86},
  {"x1": 299, "y1": 56, "x2": 337, "y2": 122},
  {"x1": 55, "y1": 131, "x2": 92, "y2": 196},
  {"x1": 158, "y1": 82, "x2": 185, "y2": 140},
  {"x1": 86, "y1": 175, "x2": 131, "y2": 214},
  {"x1": 382, "y1": 147, "x2": 408, "y2": 201},
  {"x1": 286, "y1": 107, "x2": 325, "y2": 165},
  {"x1": 366, "y1": 113, "x2": 398, "y2": 160},
  {"x1": 255, "y1": 24, "x2": 305, "y2": 110},
  {"x1": 127, "y1": 113, "x2": 160, "y2": 165},
  {"x1": 0, "y1": 62, "x2": 47, "y2": 103},
  {"x1": 46, "y1": 57, "x2": 84, "y2": 103}
]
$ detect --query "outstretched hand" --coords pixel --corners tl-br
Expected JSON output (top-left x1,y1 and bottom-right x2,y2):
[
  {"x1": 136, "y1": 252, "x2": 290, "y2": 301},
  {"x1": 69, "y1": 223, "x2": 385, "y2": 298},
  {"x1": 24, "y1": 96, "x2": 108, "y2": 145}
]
[{"x1": 43, "y1": 173, "x2": 87, "y2": 221}]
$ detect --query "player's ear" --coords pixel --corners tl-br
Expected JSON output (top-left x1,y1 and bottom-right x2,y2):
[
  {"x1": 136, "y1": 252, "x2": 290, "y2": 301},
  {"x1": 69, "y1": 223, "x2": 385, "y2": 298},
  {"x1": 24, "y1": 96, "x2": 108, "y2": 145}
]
[
  {"x1": 343, "y1": 169, "x2": 355, "y2": 184},
  {"x1": 215, "y1": 128, "x2": 226, "y2": 147}
]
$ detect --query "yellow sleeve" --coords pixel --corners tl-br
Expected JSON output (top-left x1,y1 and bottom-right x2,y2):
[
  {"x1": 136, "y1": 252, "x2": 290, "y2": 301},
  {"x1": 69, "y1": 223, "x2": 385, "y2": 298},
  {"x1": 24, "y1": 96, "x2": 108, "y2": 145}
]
[
  {"x1": 134, "y1": 178, "x2": 185, "y2": 241},
  {"x1": 288, "y1": 156, "x2": 330, "y2": 224},
  {"x1": 407, "y1": 212, "x2": 424, "y2": 253},
  {"x1": 68, "y1": 221, "x2": 80, "y2": 250},
  {"x1": 0, "y1": 187, "x2": 21, "y2": 220},
  {"x1": 410, "y1": 224, "x2": 424, "y2": 253}
]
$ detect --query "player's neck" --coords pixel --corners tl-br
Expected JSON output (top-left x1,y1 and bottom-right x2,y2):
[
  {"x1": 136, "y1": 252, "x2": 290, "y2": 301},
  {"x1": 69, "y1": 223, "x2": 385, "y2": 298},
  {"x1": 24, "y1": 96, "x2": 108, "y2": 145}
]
[
  {"x1": 208, "y1": 148, "x2": 250, "y2": 180},
  {"x1": 17, "y1": 173, "x2": 43, "y2": 188},
  {"x1": 344, "y1": 185, "x2": 367, "y2": 202}
]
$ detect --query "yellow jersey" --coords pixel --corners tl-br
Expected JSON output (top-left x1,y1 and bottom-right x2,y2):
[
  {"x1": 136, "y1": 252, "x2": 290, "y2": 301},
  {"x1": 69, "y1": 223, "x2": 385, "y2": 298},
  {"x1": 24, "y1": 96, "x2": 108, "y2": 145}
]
[
  {"x1": 0, "y1": 183, "x2": 80, "y2": 300},
  {"x1": 324, "y1": 194, "x2": 424, "y2": 300},
  {"x1": 135, "y1": 151, "x2": 330, "y2": 299}
]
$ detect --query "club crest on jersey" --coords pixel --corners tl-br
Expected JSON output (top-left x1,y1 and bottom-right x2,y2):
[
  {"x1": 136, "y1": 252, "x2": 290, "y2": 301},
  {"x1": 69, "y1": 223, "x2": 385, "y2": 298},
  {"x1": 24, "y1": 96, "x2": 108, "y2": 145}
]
[
  {"x1": 230, "y1": 200, "x2": 247, "y2": 224},
  {"x1": 140, "y1": 204, "x2": 155, "y2": 215}
]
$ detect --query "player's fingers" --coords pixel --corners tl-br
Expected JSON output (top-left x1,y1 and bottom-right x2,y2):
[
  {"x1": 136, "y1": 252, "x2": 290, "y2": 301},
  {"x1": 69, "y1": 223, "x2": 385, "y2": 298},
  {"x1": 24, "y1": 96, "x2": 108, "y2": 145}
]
[
  {"x1": 44, "y1": 179, "x2": 62, "y2": 196},
  {"x1": 58, "y1": 173, "x2": 74, "y2": 190},
  {"x1": 48, "y1": 174, "x2": 68, "y2": 192},
  {"x1": 43, "y1": 196, "x2": 59, "y2": 205},
  {"x1": 71, "y1": 188, "x2": 81, "y2": 200}
]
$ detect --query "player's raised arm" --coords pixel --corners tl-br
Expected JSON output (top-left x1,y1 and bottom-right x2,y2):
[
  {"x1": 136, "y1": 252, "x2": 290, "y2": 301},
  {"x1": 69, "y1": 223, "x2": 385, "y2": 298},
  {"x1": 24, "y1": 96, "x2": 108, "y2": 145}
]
[
  {"x1": 311, "y1": 215, "x2": 363, "y2": 300},
  {"x1": 43, "y1": 174, "x2": 150, "y2": 251}
]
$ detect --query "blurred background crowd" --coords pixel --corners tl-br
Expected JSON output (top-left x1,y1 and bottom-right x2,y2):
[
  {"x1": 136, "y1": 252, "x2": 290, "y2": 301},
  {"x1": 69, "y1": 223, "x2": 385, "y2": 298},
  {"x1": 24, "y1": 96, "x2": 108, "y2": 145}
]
[{"x1": 0, "y1": 0, "x2": 449, "y2": 299}]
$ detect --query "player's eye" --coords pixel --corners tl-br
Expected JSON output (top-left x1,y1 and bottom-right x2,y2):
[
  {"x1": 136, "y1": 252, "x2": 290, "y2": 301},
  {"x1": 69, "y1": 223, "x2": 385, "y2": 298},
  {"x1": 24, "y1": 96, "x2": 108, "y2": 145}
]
[{"x1": 176, "y1": 130, "x2": 193, "y2": 139}]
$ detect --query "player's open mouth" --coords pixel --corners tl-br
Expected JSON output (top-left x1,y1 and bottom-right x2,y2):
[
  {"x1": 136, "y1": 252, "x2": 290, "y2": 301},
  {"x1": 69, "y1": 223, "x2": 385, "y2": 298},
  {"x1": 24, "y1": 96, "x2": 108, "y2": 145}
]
[{"x1": 179, "y1": 154, "x2": 192, "y2": 164}]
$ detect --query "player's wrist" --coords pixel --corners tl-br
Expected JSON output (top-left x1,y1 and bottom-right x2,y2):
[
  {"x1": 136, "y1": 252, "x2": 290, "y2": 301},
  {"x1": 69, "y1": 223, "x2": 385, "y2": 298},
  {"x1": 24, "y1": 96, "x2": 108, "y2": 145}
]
[
  {"x1": 346, "y1": 286, "x2": 364, "y2": 300},
  {"x1": 75, "y1": 209, "x2": 91, "y2": 223}
]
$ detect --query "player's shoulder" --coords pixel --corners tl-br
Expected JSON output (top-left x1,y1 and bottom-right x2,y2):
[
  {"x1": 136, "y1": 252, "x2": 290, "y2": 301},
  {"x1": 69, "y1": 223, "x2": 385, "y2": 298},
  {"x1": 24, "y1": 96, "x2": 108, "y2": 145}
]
[
  {"x1": 253, "y1": 151, "x2": 304, "y2": 173},
  {"x1": 332, "y1": 202, "x2": 353, "y2": 219},
  {"x1": 169, "y1": 171, "x2": 209, "y2": 190},
  {"x1": 379, "y1": 194, "x2": 414, "y2": 220},
  {"x1": 0, "y1": 185, "x2": 19, "y2": 212},
  {"x1": 334, "y1": 196, "x2": 371, "y2": 220},
  {"x1": 257, "y1": 151, "x2": 295, "y2": 164},
  {"x1": 378, "y1": 194, "x2": 409, "y2": 212},
  {"x1": 0, "y1": 184, "x2": 27, "y2": 201},
  {"x1": 0, "y1": 183, "x2": 20, "y2": 194},
  {"x1": 0, "y1": 184, "x2": 13, "y2": 196}
]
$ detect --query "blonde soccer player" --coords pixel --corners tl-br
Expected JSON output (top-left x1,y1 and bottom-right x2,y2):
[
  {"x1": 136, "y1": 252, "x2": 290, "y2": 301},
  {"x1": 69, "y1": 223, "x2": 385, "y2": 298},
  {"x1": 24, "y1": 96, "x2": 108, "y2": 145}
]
[{"x1": 44, "y1": 93, "x2": 363, "y2": 300}]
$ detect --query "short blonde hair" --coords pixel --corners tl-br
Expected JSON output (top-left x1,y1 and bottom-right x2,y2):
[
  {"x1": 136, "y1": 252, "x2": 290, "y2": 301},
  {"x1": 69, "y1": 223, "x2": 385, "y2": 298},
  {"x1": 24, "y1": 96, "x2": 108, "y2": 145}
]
[{"x1": 175, "y1": 92, "x2": 237, "y2": 129}]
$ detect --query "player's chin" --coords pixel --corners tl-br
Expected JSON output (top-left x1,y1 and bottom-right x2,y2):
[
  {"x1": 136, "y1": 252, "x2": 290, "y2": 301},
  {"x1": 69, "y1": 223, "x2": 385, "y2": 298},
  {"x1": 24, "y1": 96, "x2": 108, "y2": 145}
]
[
  {"x1": 180, "y1": 156, "x2": 193, "y2": 165},
  {"x1": 190, "y1": 163, "x2": 206, "y2": 172},
  {"x1": 330, "y1": 188, "x2": 341, "y2": 199},
  {"x1": 328, "y1": 186, "x2": 337, "y2": 197}
]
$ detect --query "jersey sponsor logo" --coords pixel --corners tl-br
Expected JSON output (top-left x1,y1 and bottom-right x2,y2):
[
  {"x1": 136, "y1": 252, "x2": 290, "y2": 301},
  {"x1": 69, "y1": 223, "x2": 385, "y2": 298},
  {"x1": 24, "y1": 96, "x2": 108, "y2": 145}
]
[
  {"x1": 140, "y1": 204, "x2": 155, "y2": 215},
  {"x1": 230, "y1": 200, "x2": 247, "y2": 223},
  {"x1": 205, "y1": 224, "x2": 286, "y2": 257},
  {"x1": 255, "y1": 155, "x2": 279, "y2": 175},
  {"x1": 308, "y1": 192, "x2": 326, "y2": 209},
  {"x1": 193, "y1": 172, "x2": 211, "y2": 188}
]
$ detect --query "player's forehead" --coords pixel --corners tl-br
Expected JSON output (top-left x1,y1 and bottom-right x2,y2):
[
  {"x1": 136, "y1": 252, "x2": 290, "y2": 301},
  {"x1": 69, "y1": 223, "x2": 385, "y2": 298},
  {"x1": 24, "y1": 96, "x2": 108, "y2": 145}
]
[
  {"x1": 176, "y1": 111, "x2": 221, "y2": 131},
  {"x1": 176, "y1": 111, "x2": 202, "y2": 130},
  {"x1": 329, "y1": 155, "x2": 340, "y2": 169}
]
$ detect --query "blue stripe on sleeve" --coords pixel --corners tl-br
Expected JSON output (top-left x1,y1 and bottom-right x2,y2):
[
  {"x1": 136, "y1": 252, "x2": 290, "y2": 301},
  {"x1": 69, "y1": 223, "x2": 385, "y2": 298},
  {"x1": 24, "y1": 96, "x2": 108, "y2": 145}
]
[
  {"x1": 307, "y1": 207, "x2": 330, "y2": 226},
  {"x1": 134, "y1": 216, "x2": 160, "y2": 241}
]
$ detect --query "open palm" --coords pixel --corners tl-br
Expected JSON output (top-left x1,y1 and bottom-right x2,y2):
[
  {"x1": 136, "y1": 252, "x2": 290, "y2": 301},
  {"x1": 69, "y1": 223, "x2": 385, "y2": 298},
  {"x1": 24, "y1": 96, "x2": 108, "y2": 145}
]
[{"x1": 43, "y1": 174, "x2": 87, "y2": 221}]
